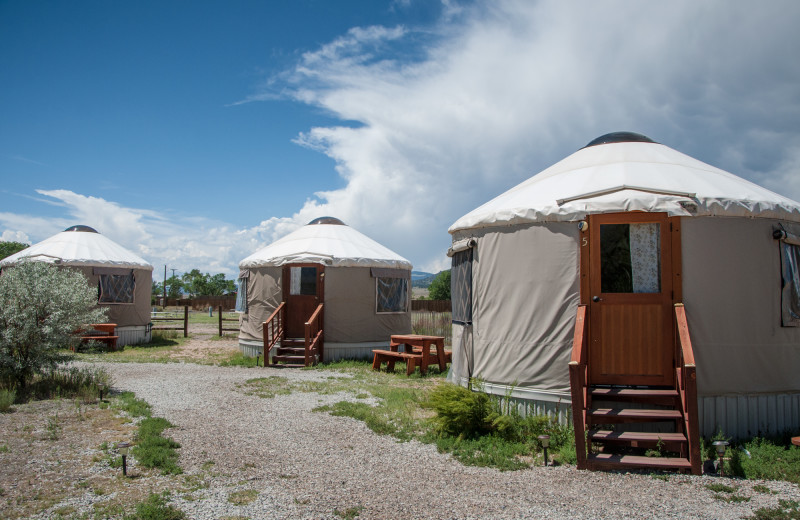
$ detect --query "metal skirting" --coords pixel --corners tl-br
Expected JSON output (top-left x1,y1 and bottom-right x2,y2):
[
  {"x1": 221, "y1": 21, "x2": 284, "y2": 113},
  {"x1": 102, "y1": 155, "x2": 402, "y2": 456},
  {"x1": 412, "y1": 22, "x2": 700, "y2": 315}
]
[
  {"x1": 116, "y1": 326, "x2": 150, "y2": 347},
  {"x1": 698, "y1": 393, "x2": 800, "y2": 439}
]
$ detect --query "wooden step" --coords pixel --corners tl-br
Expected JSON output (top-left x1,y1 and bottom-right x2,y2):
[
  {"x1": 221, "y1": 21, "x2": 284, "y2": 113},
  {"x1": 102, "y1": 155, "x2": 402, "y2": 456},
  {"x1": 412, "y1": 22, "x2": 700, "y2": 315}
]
[
  {"x1": 591, "y1": 387, "x2": 678, "y2": 405},
  {"x1": 588, "y1": 430, "x2": 687, "y2": 449},
  {"x1": 276, "y1": 347, "x2": 305, "y2": 355},
  {"x1": 588, "y1": 453, "x2": 692, "y2": 471},
  {"x1": 281, "y1": 339, "x2": 305, "y2": 346},
  {"x1": 589, "y1": 408, "x2": 683, "y2": 423},
  {"x1": 272, "y1": 355, "x2": 308, "y2": 364}
]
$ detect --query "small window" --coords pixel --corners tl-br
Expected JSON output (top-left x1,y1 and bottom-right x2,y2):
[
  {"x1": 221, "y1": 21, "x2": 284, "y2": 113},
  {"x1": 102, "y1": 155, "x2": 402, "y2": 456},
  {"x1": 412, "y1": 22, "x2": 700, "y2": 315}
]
[
  {"x1": 377, "y1": 277, "x2": 408, "y2": 313},
  {"x1": 290, "y1": 267, "x2": 317, "y2": 296},
  {"x1": 600, "y1": 222, "x2": 661, "y2": 293},
  {"x1": 451, "y1": 248, "x2": 473, "y2": 324},
  {"x1": 235, "y1": 277, "x2": 247, "y2": 313},
  {"x1": 778, "y1": 233, "x2": 800, "y2": 327},
  {"x1": 98, "y1": 273, "x2": 135, "y2": 304}
]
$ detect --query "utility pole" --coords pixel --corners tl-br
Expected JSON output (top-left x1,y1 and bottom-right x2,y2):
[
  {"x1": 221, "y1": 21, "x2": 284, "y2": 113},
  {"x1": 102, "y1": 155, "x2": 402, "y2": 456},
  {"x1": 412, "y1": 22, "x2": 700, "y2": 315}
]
[{"x1": 163, "y1": 265, "x2": 167, "y2": 309}]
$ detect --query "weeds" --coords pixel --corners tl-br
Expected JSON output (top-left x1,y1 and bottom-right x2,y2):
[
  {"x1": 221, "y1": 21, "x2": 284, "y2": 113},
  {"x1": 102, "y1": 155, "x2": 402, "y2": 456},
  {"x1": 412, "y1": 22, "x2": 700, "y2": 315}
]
[
  {"x1": 126, "y1": 492, "x2": 186, "y2": 520},
  {"x1": 746, "y1": 500, "x2": 800, "y2": 520},
  {"x1": 227, "y1": 489, "x2": 258, "y2": 505},
  {"x1": 114, "y1": 391, "x2": 152, "y2": 418},
  {"x1": 133, "y1": 417, "x2": 182, "y2": 475},
  {"x1": 0, "y1": 388, "x2": 16, "y2": 412},
  {"x1": 45, "y1": 414, "x2": 61, "y2": 440},
  {"x1": 333, "y1": 505, "x2": 364, "y2": 519}
]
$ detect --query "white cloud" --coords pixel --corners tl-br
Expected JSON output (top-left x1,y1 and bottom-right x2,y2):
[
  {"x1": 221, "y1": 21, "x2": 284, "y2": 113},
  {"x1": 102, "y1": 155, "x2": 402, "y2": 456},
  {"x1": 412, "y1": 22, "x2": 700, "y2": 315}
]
[
  {"x1": 256, "y1": 0, "x2": 800, "y2": 272},
  {"x1": 1, "y1": 229, "x2": 30, "y2": 244}
]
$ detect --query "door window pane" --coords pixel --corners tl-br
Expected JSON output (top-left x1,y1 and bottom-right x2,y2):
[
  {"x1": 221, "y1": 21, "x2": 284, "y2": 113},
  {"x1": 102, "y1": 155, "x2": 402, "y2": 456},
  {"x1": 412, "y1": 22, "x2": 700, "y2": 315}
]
[
  {"x1": 290, "y1": 267, "x2": 317, "y2": 296},
  {"x1": 601, "y1": 223, "x2": 660, "y2": 293}
]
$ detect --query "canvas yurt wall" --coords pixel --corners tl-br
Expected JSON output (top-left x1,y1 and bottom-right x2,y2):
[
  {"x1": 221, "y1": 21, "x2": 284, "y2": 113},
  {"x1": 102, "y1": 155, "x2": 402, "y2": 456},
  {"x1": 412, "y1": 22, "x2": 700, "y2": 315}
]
[
  {"x1": 447, "y1": 132, "x2": 800, "y2": 438},
  {"x1": 238, "y1": 217, "x2": 412, "y2": 361},
  {"x1": 0, "y1": 225, "x2": 154, "y2": 346}
]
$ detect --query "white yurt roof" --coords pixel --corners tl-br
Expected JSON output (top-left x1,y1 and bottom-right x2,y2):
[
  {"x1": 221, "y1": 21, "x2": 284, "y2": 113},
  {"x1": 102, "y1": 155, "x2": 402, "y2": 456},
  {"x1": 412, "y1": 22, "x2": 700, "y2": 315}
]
[
  {"x1": 450, "y1": 132, "x2": 800, "y2": 233},
  {"x1": 0, "y1": 225, "x2": 153, "y2": 270},
  {"x1": 239, "y1": 217, "x2": 412, "y2": 270}
]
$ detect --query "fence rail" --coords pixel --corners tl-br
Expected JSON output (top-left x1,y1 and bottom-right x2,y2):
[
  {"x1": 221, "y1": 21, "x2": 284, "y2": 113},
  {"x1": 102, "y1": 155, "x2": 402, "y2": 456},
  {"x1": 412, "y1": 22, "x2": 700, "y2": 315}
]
[
  {"x1": 218, "y1": 305, "x2": 239, "y2": 336},
  {"x1": 411, "y1": 300, "x2": 451, "y2": 312},
  {"x1": 151, "y1": 305, "x2": 188, "y2": 337},
  {"x1": 411, "y1": 310, "x2": 452, "y2": 346}
]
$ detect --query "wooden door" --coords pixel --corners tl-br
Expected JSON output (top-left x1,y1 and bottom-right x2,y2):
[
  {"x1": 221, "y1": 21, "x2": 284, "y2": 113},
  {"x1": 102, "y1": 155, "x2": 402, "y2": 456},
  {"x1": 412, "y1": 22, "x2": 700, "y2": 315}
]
[
  {"x1": 587, "y1": 212, "x2": 675, "y2": 386},
  {"x1": 283, "y1": 264, "x2": 324, "y2": 338}
]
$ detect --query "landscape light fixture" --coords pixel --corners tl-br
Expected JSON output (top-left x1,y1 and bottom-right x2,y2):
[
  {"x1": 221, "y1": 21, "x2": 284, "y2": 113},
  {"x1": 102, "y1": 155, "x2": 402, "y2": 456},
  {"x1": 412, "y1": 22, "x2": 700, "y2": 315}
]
[
  {"x1": 538, "y1": 435, "x2": 551, "y2": 467},
  {"x1": 116, "y1": 442, "x2": 131, "y2": 476},
  {"x1": 712, "y1": 440, "x2": 729, "y2": 476},
  {"x1": 97, "y1": 382, "x2": 106, "y2": 402}
]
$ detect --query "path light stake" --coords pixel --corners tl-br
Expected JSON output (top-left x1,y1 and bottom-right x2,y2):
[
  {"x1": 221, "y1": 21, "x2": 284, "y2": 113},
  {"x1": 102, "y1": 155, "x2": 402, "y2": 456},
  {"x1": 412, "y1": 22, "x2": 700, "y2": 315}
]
[
  {"x1": 713, "y1": 440, "x2": 729, "y2": 476},
  {"x1": 97, "y1": 382, "x2": 105, "y2": 402},
  {"x1": 256, "y1": 355, "x2": 260, "y2": 367},
  {"x1": 117, "y1": 442, "x2": 130, "y2": 476},
  {"x1": 538, "y1": 435, "x2": 550, "y2": 467}
]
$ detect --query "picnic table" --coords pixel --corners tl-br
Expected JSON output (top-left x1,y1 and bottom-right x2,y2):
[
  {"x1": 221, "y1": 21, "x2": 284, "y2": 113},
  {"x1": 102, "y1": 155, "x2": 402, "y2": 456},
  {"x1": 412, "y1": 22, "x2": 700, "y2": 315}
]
[
  {"x1": 75, "y1": 323, "x2": 119, "y2": 351},
  {"x1": 372, "y1": 334, "x2": 449, "y2": 375}
]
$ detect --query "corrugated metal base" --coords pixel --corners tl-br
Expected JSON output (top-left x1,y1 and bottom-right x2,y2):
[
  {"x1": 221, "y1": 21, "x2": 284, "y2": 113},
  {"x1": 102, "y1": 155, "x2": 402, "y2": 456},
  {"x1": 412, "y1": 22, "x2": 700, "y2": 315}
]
[
  {"x1": 699, "y1": 393, "x2": 800, "y2": 438},
  {"x1": 116, "y1": 326, "x2": 150, "y2": 347}
]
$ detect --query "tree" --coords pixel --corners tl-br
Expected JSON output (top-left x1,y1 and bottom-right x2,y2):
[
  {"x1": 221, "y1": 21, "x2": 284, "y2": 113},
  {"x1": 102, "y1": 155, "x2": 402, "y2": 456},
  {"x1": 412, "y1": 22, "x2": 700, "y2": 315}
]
[
  {"x1": 0, "y1": 241, "x2": 29, "y2": 260},
  {"x1": 428, "y1": 270, "x2": 451, "y2": 300},
  {"x1": 181, "y1": 269, "x2": 208, "y2": 297},
  {"x1": 165, "y1": 276, "x2": 183, "y2": 299},
  {"x1": 0, "y1": 261, "x2": 107, "y2": 389}
]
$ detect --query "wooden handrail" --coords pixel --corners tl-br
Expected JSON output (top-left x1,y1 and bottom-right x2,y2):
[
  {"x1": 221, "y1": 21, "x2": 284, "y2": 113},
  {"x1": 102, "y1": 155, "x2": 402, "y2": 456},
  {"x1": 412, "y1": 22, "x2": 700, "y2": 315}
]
[
  {"x1": 262, "y1": 302, "x2": 286, "y2": 366},
  {"x1": 674, "y1": 303, "x2": 701, "y2": 475},
  {"x1": 568, "y1": 304, "x2": 589, "y2": 470},
  {"x1": 304, "y1": 304, "x2": 324, "y2": 366}
]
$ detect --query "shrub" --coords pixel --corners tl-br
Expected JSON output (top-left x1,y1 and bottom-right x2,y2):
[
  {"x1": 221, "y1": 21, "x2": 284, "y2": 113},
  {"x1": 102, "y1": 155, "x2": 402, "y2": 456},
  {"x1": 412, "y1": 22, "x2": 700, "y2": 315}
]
[
  {"x1": 425, "y1": 383, "x2": 492, "y2": 438},
  {"x1": 0, "y1": 388, "x2": 15, "y2": 412},
  {"x1": 0, "y1": 261, "x2": 107, "y2": 388}
]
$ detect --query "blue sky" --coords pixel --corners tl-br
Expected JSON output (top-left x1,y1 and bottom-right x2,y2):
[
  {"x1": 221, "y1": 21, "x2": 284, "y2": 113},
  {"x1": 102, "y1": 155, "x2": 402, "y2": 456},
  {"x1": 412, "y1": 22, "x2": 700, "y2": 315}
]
[{"x1": 2, "y1": 0, "x2": 800, "y2": 279}]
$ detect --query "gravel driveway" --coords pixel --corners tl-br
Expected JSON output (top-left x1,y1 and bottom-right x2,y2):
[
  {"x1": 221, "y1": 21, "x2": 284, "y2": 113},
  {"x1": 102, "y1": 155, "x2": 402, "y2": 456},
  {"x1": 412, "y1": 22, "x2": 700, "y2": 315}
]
[{"x1": 92, "y1": 361, "x2": 799, "y2": 520}]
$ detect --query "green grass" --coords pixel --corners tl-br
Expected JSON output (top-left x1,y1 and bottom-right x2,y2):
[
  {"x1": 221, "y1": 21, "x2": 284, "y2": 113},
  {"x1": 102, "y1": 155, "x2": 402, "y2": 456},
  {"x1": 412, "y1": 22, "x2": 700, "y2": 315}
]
[
  {"x1": 705, "y1": 483, "x2": 737, "y2": 493},
  {"x1": 114, "y1": 391, "x2": 152, "y2": 418},
  {"x1": 126, "y1": 492, "x2": 186, "y2": 520},
  {"x1": 746, "y1": 500, "x2": 800, "y2": 520},
  {"x1": 227, "y1": 489, "x2": 258, "y2": 505},
  {"x1": 0, "y1": 388, "x2": 15, "y2": 412},
  {"x1": 133, "y1": 417, "x2": 182, "y2": 475}
]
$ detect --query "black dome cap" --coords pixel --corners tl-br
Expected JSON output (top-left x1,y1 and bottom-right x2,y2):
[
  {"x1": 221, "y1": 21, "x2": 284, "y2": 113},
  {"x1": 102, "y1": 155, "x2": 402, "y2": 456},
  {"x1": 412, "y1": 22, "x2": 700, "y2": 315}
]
[
  {"x1": 584, "y1": 132, "x2": 657, "y2": 148},
  {"x1": 64, "y1": 225, "x2": 98, "y2": 233},
  {"x1": 307, "y1": 217, "x2": 345, "y2": 226}
]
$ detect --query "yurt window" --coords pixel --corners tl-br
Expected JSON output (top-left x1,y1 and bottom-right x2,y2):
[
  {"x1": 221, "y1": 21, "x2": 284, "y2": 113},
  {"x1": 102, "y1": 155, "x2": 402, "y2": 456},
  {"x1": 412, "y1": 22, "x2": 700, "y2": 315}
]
[
  {"x1": 96, "y1": 269, "x2": 135, "y2": 304},
  {"x1": 235, "y1": 270, "x2": 248, "y2": 313},
  {"x1": 600, "y1": 223, "x2": 661, "y2": 294},
  {"x1": 777, "y1": 230, "x2": 800, "y2": 326},
  {"x1": 371, "y1": 268, "x2": 409, "y2": 313},
  {"x1": 289, "y1": 267, "x2": 317, "y2": 296},
  {"x1": 451, "y1": 249, "x2": 473, "y2": 324}
]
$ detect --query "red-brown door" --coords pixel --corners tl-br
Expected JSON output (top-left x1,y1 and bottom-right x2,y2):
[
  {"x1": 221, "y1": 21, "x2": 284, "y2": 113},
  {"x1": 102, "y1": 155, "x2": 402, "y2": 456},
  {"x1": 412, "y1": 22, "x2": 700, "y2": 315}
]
[
  {"x1": 587, "y1": 212, "x2": 675, "y2": 386},
  {"x1": 283, "y1": 264, "x2": 324, "y2": 338}
]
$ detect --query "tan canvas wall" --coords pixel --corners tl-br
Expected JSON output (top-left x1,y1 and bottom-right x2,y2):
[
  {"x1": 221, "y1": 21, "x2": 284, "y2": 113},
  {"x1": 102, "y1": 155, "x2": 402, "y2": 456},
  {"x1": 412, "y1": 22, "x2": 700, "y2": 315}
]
[
  {"x1": 470, "y1": 222, "x2": 580, "y2": 395},
  {"x1": 324, "y1": 267, "x2": 411, "y2": 343},
  {"x1": 73, "y1": 266, "x2": 152, "y2": 327},
  {"x1": 238, "y1": 266, "x2": 282, "y2": 343},
  {"x1": 682, "y1": 217, "x2": 800, "y2": 396}
]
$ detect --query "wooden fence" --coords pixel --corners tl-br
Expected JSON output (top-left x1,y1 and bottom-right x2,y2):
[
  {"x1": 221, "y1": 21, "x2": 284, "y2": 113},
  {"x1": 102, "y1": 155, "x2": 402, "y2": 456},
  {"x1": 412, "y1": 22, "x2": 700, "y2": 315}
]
[
  {"x1": 411, "y1": 300, "x2": 451, "y2": 312},
  {"x1": 159, "y1": 296, "x2": 237, "y2": 311},
  {"x1": 411, "y1": 310, "x2": 452, "y2": 346},
  {"x1": 151, "y1": 306, "x2": 188, "y2": 337}
]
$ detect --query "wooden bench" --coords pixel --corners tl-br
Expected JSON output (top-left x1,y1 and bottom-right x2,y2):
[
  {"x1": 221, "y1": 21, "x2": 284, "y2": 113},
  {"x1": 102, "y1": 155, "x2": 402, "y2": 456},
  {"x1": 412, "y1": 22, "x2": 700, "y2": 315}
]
[
  {"x1": 372, "y1": 349, "x2": 422, "y2": 376},
  {"x1": 75, "y1": 323, "x2": 119, "y2": 351}
]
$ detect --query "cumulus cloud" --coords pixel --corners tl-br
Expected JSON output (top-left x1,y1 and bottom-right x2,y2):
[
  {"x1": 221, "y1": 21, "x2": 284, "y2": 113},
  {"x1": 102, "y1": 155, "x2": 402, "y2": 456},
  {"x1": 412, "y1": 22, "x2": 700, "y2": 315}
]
[{"x1": 247, "y1": 0, "x2": 800, "y2": 272}]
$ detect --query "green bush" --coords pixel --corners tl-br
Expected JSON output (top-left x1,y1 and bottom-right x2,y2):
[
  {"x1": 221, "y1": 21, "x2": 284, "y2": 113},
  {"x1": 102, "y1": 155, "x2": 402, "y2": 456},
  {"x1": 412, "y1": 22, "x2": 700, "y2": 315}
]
[
  {"x1": 0, "y1": 388, "x2": 16, "y2": 412},
  {"x1": 735, "y1": 438, "x2": 800, "y2": 484},
  {"x1": 0, "y1": 261, "x2": 107, "y2": 388},
  {"x1": 425, "y1": 383, "x2": 492, "y2": 438},
  {"x1": 134, "y1": 417, "x2": 182, "y2": 475}
]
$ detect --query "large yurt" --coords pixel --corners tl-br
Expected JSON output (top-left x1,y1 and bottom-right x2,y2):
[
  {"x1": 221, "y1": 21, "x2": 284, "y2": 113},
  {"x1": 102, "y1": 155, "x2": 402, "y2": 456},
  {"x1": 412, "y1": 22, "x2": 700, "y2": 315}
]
[
  {"x1": 447, "y1": 132, "x2": 800, "y2": 439},
  {"x1": 0, "y1": 225, "x2": 154, "y2": 346},
  {"x1": 237, "y1": 217, "x2": 412, "y2": 362}
]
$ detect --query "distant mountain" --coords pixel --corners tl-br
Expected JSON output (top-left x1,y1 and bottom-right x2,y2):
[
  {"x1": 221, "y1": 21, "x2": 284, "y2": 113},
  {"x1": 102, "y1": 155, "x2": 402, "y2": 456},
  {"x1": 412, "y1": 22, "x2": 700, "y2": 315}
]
[{"x1": 411, "y1": 270, "x2": 439, "y2": 288}]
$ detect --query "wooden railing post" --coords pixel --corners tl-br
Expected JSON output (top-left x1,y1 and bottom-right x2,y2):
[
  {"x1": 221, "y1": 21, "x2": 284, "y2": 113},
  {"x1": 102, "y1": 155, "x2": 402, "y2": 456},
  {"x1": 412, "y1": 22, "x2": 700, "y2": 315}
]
[
  {"x1": 218, "y1": 305, "x2": 222, "y2": 337},
  {"x1": 674, "y1": 303, "x2": 701, "y2": 475},
  {"x1": 568, "y1": 305, "x2": 589, "y2": 470},
  {"x1": 183, "y1": 305, "x2": 189, "y2": 338}
]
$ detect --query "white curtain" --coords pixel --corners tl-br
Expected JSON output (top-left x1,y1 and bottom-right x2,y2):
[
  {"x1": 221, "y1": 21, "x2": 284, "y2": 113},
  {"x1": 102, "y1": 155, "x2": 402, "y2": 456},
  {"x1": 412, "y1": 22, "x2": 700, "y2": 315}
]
[{"x1": 629, "y1": 223, "x2": 660, "y2": 293}]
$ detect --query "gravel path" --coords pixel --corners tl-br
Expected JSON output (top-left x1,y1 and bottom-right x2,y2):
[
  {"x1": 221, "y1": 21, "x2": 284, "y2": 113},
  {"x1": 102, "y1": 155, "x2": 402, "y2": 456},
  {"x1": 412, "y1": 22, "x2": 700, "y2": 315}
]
[{"x1": 94, "y1": 361, "x2": 799, "y2": 520}]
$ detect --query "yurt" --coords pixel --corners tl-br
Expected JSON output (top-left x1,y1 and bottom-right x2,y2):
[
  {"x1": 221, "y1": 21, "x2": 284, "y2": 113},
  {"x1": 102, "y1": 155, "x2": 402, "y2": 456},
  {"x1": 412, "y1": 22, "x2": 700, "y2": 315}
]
[
  {"x1": 447, "y1": 132, "x2": 800, "y2": 448},
  {"x1": 237, "y1": 217, "x2": 412, "y2": 363},
  {"x1": 0, "y1": 225, "x2": 154, "y2": 346}
]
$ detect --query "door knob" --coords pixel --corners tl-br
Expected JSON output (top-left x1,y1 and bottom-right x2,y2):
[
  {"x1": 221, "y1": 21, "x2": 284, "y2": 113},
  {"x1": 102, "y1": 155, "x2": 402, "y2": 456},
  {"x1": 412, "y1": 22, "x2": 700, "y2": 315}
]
[{"x1": 592, "y1": 296, "x2": 601, "y2": 302}]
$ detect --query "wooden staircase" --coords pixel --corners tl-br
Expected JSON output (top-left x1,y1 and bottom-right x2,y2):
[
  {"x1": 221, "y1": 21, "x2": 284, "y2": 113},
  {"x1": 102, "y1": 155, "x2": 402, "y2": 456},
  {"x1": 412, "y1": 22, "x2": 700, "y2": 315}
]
[
  {"x1": 569, "y1": 304, "x2": 702, "y2": 474},
  {"x1": 261, "y1": 303, "x2": 323, "y2": 368}
]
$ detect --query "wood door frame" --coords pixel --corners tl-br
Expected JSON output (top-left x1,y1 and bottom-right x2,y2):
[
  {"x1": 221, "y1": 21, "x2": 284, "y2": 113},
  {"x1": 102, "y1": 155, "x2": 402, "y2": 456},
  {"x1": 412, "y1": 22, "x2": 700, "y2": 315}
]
[
  {"x1": 579, "y1": 212, "x2": 683, "y2": 386},
  {"x1": 282, "y1": 263, "x2": 325, "y2": 338}
]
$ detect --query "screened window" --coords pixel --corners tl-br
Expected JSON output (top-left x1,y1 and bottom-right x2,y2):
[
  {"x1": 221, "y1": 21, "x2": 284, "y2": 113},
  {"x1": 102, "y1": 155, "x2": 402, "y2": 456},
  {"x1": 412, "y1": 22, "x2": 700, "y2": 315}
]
[
  {"x1": 98, "y1": 273, "x2": 135, "y2": 304},
  {"x1": 778, "y1": 231, "x2": 800, "y2": 327},
  {"x1": 235, "y1": 277, "x2": 248, "y2": 313},
  {"x1": 377, "y1": 277, "x2": 408, "y2": 313},
  {"x1": 290, "y1": 267, "x2": 317, "y2": 296},
  {"x1": 451, "y1": 248, "x2": 473, "y2": 324},
  {"x1": 600, "y1": 223, "x2": 661, "y2": 293}
]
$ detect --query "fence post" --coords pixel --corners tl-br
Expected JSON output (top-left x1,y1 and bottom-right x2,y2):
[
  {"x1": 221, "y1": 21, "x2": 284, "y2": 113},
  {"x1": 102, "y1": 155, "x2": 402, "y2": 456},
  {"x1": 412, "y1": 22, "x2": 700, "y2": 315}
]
[
  {"x1": 183, "y1": 305, "x2": 188, "y2": 338},
  {"x1": 218, "y1": 305, "x2": 223, "y2": 336}
]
